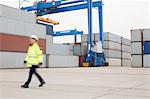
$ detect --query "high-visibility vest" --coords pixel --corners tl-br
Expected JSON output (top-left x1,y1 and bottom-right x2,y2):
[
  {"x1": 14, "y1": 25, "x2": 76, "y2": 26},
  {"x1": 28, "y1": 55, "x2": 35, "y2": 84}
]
[{"x1": 25, "y1": 43, "x2": 43, "y2": 67}]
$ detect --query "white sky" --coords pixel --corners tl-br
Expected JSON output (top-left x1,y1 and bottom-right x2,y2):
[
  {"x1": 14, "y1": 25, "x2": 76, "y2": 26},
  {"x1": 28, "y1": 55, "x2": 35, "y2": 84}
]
[{"x1": 0, "y1": 0, "x2": 150, "y2": 43}]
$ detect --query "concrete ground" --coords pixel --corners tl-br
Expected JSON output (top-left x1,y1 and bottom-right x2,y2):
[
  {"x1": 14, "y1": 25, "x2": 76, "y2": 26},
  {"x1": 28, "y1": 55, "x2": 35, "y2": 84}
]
[{"x1": 0, "y1": 67, "x2": 150, "y2": 99}]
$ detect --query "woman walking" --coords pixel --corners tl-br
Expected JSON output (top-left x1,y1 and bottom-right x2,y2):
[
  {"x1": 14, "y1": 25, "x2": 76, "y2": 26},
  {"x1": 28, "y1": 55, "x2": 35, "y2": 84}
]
[{"x1": 21, "y1": 35, "x2": 45, "y2": 88}]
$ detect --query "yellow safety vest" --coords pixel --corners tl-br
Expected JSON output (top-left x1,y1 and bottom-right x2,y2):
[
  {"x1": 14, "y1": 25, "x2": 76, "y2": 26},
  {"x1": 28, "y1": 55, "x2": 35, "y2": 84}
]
[{"x1": 25, "y1": 43, "x2": 43, "y2": 67}]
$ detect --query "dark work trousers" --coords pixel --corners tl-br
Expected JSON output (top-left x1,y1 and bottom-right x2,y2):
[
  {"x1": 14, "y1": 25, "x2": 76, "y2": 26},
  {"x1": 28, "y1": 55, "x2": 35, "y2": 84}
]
[{"x1": 25, "y1": 65, "x2": 44, "y2": 85}]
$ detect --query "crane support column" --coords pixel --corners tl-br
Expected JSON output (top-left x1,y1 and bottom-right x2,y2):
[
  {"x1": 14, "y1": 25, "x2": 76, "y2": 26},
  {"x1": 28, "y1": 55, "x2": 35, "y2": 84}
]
[
  {"x1": 98, "y1": 0, "x2": 104, "y2": 50},
  {"x1": 87, "y1": 0, "x2": 93, "y2": 53}
]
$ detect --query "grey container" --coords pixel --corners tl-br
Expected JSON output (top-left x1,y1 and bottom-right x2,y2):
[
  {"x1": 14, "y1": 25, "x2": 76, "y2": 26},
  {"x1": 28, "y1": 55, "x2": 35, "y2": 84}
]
[
  {"x1": 104, "y1": 32, "x2": 121, "y2": 44},
  {"x1": 24, "y1": 21, "x2": 46, "y2": 39},
  {"x1": 0, "y1": 4, "x2": 36, "y2": 23},
  {"x1": 81, "y1": 45, "x2": 88, "y2": 55},
  {"x1": 0, "y1": 17, "x2": 25, "y2": 34},
  {"x1": 73, "y1": 45, "x2": 88, "y2": 56},
  {"x1": 81, "y1": 34, "x2": 88, "y2": 42},
  {"x1": 106, "y1": 58, "x2": 121, "y2": 66},
  {"x1": 122, "y1": 52, "x2": 131, "y2": 59},
  {"x1": 48, "y1": 55, "x2": 79, "y2": 67},
  {"x1": 81, "y1": 41, "x2": 88, "y2": 46},
  {"x1": 104, "y1": 49, "x2": 121, "y2": 58},
  {"x1": 143, "y1": 54, "x2": 150, "y2": 68},
  {"x1": 81, "y1": 42, "x2": 88, "y2": 51},
  {"x1": 73, "y1": 45, "x2": 81, "y2": 56},
  {"x1": 121, "y1": 37, "x2": 131, "y2": 46},
  {"x1": 122, "y1": 59, "x2": 131, "y2": 66},
  {"x1": 131, "y1": 55, "x2": 142, "y2": 67},
  {"x1": 131, "y1": 42, "x2": 142, "y2": 55},
  {"x1": 95, "y1": 33, "x2": 100, "y2": 41},
  {"x1": 81, "y1": 34, "x2": 95, "y2": 42},
  {"x1": 122, "y1": 45, "x2": 131, "y2": 53},
  {"x1": 143, "y1": 29, "x2": 150, "y2": 41},
  {"x1": 0, "y1": 17, "x2": 46, "y2": 39},
  {"x1": 69, "y1": 45, "x2": 74, "y2": 51},
  {"x1": 131, "y1": 29, "x2": 142, "y2": 42},
  {"x1": 82, "y1": 33, "x2": 100, "y2": 42},
  {"x1": 104, "y1": 41, "x2": 121, "y2": 51},
  {"x1": 0, "y1": 51, "x2": 26, "y2": 68},
  {"x1": 0, "y1": 51, "x2": 46, "y2": 68},
  {"x1": 46, "y1": 44, "x2": 71, "y2": 55},
  {"x1": 46, "y1": 35, "x2": 53, "y2": 44}
]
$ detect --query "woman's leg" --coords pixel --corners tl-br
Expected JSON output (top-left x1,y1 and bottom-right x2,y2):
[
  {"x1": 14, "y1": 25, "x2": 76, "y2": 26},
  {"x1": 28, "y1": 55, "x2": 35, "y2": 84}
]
[
  {"x1": 34, "y1": 68, "x2": 44, "y2": 83},
  {"x1": 24, "y1": 66, "x2": 35, "y2": 86},
  {"x1": 34, "y1": 65, "x2": 45, "y2": 87}
]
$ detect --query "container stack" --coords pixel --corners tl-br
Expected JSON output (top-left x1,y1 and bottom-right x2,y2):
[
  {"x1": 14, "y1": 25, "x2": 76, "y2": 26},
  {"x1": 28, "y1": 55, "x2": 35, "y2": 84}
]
[
  {"x1": 73, "y1": 43, "x2": 88, "y2": 56},
  {"x1": 131, "y1": 29, "x2": 150, "y2": 68},
  {"x1": 80, "y1": 32, "x2": 131, "y2": 66},
  {"x1": 46, "y1": 43, "x2": 79, "y2": 68},
  {"x1": 103, "y1": 32, "x2": 122, "y2": 66},
  {"x1": 0, "y1": 4, "x2": 46, "y2": 68},
  {"x1": 131, "y1": 29, "x2": 143, "y2": 67},
  {"x1": 46, "y1": 30, "x2": 79, "y2": 68},
  {"x1": 72, "y1": 43, "x2": 87, "y2": 67},
  {"x1": 75, "y1": 34, "x2": 94, "y2": 66},
  {"x1": 143, "y1": 29, "x2": 150, "y2": 68},
  {"x1": 121, "y1": 37, "x2": 131, "y2": 66},
  {"x1": 0, "y1": 4, "x2": 79, "y2": 68}
]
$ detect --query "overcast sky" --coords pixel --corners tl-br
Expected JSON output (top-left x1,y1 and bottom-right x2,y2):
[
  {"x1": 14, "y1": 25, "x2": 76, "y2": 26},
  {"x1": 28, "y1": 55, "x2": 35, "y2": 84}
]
[{"x1": 0, "y1": 0, "x2": 150, "y2": 43}]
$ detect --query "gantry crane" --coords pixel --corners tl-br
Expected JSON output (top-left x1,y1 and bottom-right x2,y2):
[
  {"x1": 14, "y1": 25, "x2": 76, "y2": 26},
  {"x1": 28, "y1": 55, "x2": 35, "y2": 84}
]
[{"x1": 22, "y1": 0, "x2": 106, "y2": 66}]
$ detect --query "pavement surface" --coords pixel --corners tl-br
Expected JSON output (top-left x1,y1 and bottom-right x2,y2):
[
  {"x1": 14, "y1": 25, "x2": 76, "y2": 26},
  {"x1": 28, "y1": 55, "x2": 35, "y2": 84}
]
[{"x1": 0, "y1": 66, "x2": 150, "y2": 99}]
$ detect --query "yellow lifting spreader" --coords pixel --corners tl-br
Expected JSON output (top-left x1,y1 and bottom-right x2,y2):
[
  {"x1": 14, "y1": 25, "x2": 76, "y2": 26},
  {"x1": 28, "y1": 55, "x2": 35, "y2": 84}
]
[{"x1": 36, "y1": 17, "x2": 59, "y2": 25}]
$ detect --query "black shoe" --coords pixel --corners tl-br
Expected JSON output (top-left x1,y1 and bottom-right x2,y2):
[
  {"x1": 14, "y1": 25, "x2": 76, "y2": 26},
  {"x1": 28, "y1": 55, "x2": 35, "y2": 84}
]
[
  {"x1": 21, "y1": 84, "x2": 29, "y2": 88},
  {"x1": 39, "y1": 81, "x2": 45, "y2": 87}
]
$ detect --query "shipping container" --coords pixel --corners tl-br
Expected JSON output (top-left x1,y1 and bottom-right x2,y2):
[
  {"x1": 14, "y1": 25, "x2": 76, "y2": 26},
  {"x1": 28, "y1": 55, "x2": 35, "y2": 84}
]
[
  {"x1": 0, "y1": 17, "x2": 46, "y2": 39},
  {"x1": 106, "y1": 58, "x2": 121, "y2": 66},
  {"x1": 81, "y1": 41, "x2": 88, "y2": 46},
  {"x1": 81, "y1": 34, "x2": 95, "y2": 42},
  {"x1": 104, "y1": 49, "x2": 121, "y2": 58},
  {"x1": 122, "y1": 44, "x2": 131, "y2": 53},
  {"x1": 0, "y1": 52, "x2": 46, "y2": 68},
  {"x1": 104, "y1": 32, "x2": 121, "y2": 44},
  {"x1": 121, "y1": 37, "x2": 131, "y2": 46},
  {"x1": 95, "y1": 33, "x2": 100, "y2": 41},
  {"x1": 131, "y1": 55, "x2": 142, "y2": 67},
  {"x1": 143, "y1": 29, "x2": 150, "y2": 41},
  {"x1": 131, "y1": 28, "x2": 150, "y2": 68},
  {"x1": 73, "y1": 45, "x2": 81, "y2": 56},
  {"x1": 46, "y1": 35, "x2": 53, "y2": 44},
  {"x1": 143, "y1": 41, "x2": 150, "y2": 54},
  {"x1": 48, "y1": 55, "x2": 79, "y2": 67},
  {"x1": 82, "y1": 32, "x2": 122, "y2": 44},
  {"x1": 0, "y1": 34, "x2": 46, "y2": 53},
  {"x1": 122, "y1": 52, "x2": 131, "y2": 59},
  {"x1": 46, "y1": 44, "x2": 72, "y2": 55},
  {"x1": 73, "y1": 44, "x2": 88, "y2": 56},
  {"x1": 143, "y1": 55, "x2": 150, "y2": 68},
  {"x1": 68, "y1": 44, "x2": 74, "y2": 52},
  {"x1": 0, "y1": 4, "x2": 36, "y2": 23},
  {"x1": 122, "y1": 59, "x2": 131, "y2": 66},
  {"x1": 79, "y1": 56, "x2": 86, "y2": 67},
  {"x1": 131, "y1": 29, "x2": 142, "y2": 42},
  {"x1": 24, "y1": 22, "x2": 46, "y2": 39},
  {"x1": 131, "y1": 42, "x2": 142, "y2": 55},
  {"x1": 104, "y1": 41, "x2": 121, "y2": 51}
]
